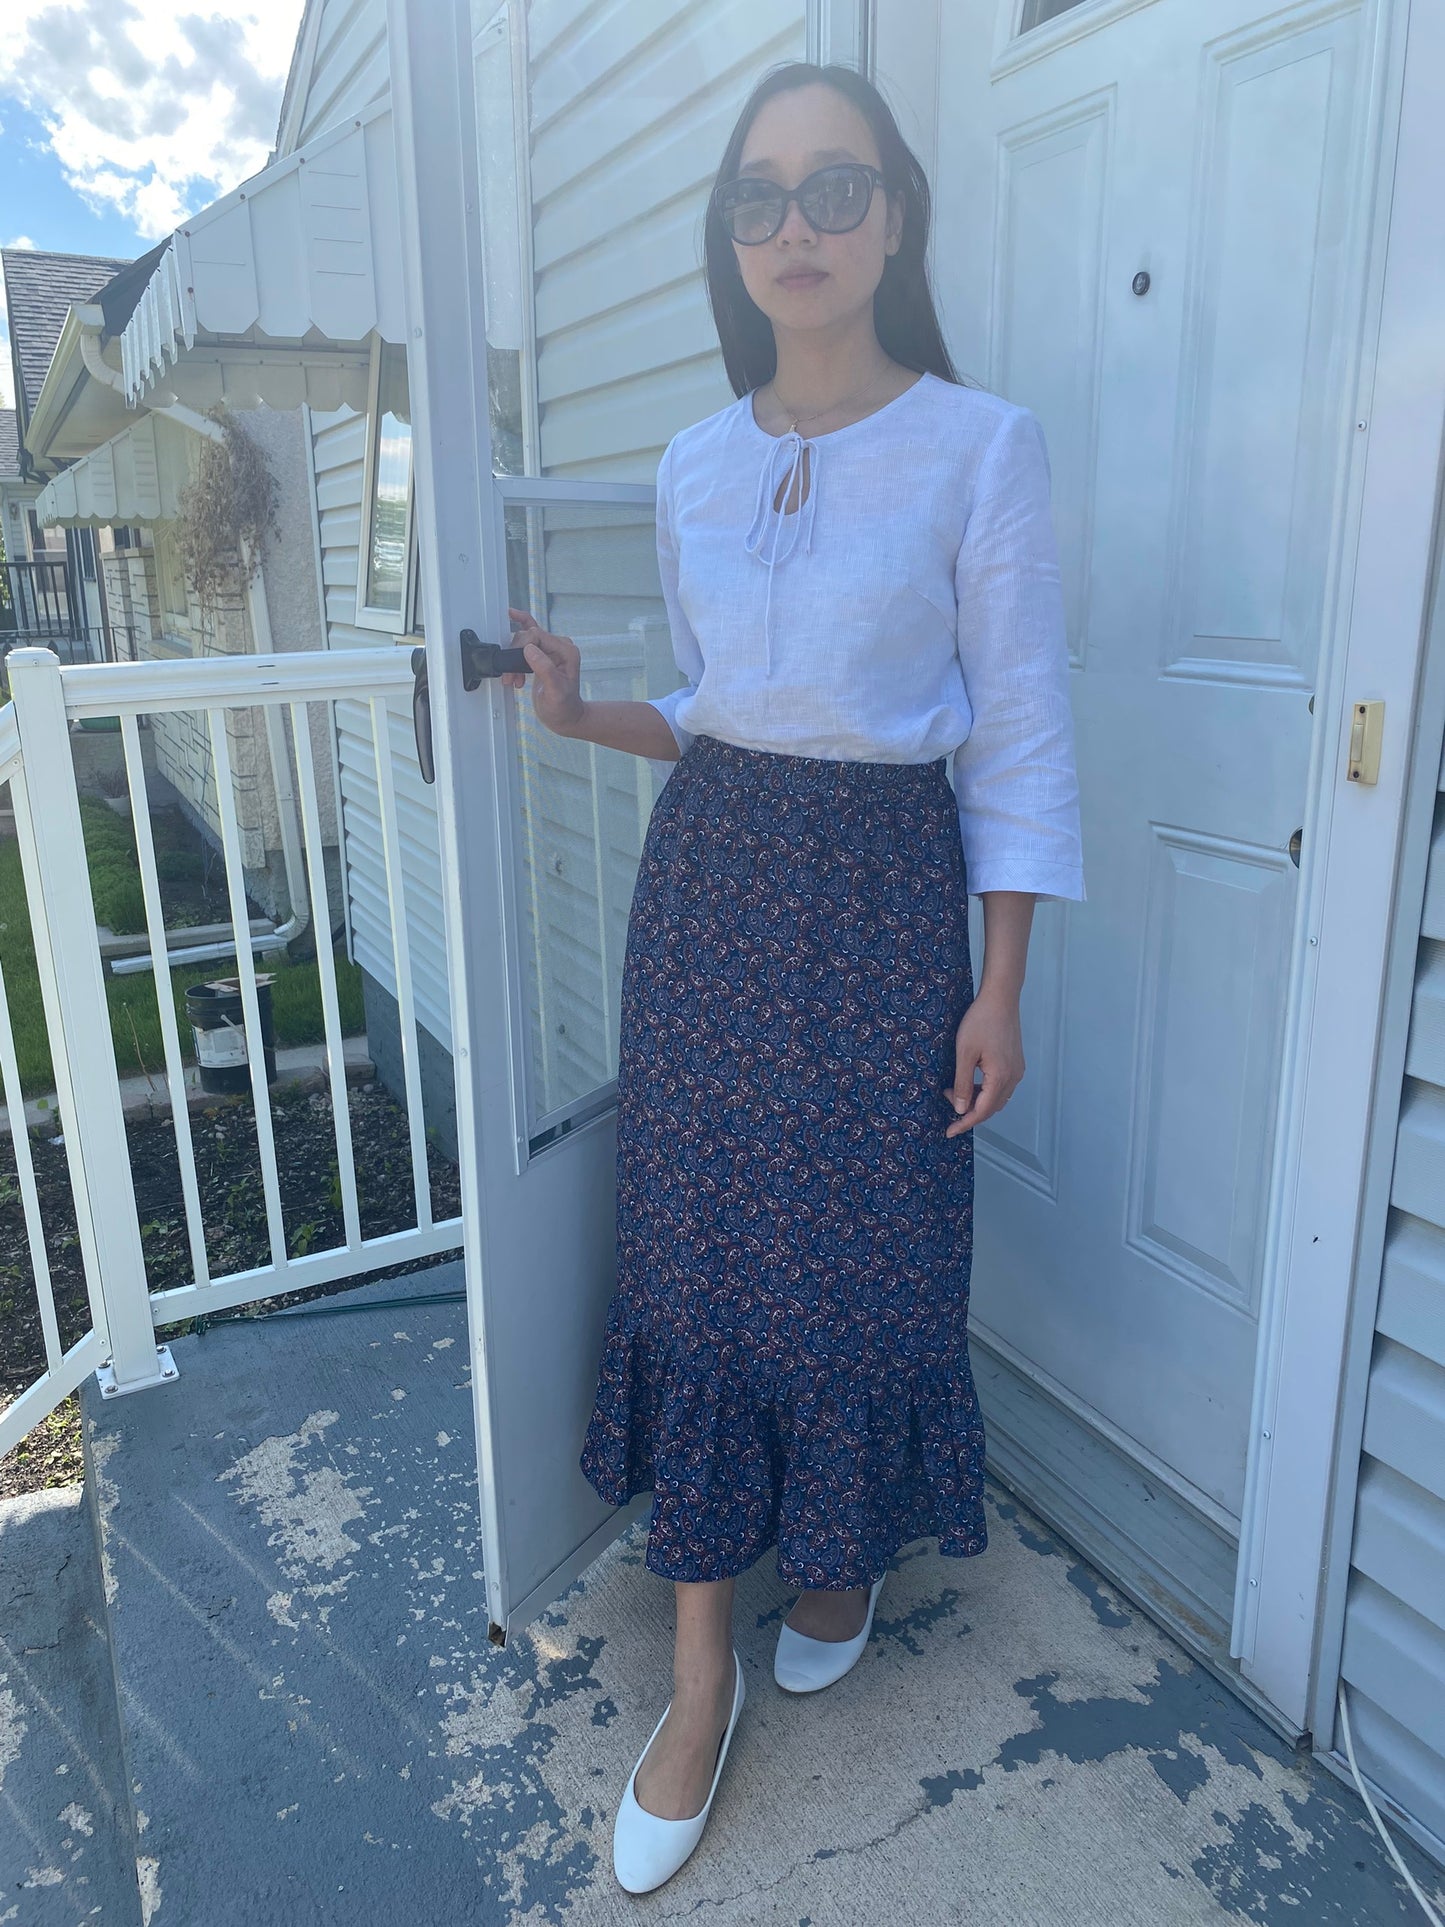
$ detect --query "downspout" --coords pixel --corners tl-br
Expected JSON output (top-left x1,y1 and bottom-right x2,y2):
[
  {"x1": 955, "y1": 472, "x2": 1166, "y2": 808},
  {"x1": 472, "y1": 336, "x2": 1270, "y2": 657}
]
[
  {"x1": 76, "y1": 331, "x2": 312, "y2": 960},
  {"x1": 77, "y1": 324, "x2": 128, "y2": 393}
]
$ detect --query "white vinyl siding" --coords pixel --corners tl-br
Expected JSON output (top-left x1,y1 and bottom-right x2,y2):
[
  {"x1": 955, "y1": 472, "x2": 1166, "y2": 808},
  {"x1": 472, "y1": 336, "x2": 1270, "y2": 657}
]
[
  {"x1": 528, "y1": 0, "x2": 807, "y2": 480},
  {"x1": 288, "y1": 0, "x2": 389, "y2": 150},
  {"x1": 1337, "y1": 761, "x2": 1445, "y2": 1851},
  {"x1": 311, "y1": 403, "x2": 450, "y2": 1046}
]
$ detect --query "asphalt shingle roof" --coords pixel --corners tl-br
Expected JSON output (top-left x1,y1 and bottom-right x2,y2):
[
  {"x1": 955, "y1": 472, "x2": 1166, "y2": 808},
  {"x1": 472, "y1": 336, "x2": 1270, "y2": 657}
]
[
  {"x1": 1, "y1": 248, "x2": 131, "y2": 436},
  {"x1": 0, "y1": 409, "x2": 18, "y2": 482}
]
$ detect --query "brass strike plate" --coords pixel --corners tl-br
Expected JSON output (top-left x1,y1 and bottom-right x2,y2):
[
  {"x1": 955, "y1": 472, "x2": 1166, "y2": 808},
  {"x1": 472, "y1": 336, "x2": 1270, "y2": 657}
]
[{"x1": 1346, "y1": 699, "x2": 1384, "y2": 784}]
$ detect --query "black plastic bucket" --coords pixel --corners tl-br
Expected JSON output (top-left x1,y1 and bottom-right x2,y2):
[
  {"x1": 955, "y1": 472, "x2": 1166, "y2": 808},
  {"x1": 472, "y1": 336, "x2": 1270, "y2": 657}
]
[{"x1": 185, "y1": 977, "x2": 276, "y2": 1095}]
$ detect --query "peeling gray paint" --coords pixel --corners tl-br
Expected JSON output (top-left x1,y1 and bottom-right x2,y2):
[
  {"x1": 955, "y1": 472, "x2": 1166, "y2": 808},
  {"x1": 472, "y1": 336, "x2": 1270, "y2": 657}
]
[
  {"x1": 996, "y1": 1660, "x2": 1284, "y2": 1796},
  {"x1": 47, "y1": 1262, "x2": 1445, "y2": 1926},
  {"x1": 1066, "y1": 1561, "x2": 1135, "y2": 1630}
]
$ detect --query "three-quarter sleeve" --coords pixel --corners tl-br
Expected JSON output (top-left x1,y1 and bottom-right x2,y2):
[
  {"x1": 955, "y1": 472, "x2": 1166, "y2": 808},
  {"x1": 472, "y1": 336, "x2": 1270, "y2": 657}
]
[
  {"x1": 951, "y1": 406, "x2": 1086, "y2": 903},
  {"x1": 646, "y1": 436, "x2": 704, "y2": 764}
]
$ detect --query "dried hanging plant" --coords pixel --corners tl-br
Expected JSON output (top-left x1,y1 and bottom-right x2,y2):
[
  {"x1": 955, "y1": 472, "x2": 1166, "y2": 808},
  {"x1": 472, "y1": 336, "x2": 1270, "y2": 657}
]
[{"x1": 172, "y1": 409, "x2": 280, "y2": 629}]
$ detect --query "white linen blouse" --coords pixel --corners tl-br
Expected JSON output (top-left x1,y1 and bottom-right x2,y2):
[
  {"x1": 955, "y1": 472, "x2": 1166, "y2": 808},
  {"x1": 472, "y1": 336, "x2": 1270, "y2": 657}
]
[{"x1": 645, "y1": 369, "x2": 1086, "y2": 903}]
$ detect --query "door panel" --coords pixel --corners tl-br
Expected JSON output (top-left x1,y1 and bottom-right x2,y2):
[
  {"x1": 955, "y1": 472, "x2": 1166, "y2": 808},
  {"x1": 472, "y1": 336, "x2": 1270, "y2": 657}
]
[
  {"x1": 895, "y1": 0, "x2": 1372, "y2": 1520},
  {"x1": 394, "y1": 0, "x2": 807, "y2": 1640}
]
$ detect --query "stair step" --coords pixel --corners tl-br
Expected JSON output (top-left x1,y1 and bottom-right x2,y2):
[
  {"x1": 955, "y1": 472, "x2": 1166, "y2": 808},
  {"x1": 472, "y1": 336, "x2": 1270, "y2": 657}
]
[
  {"x1": 0, "y1": 1486, "x2": 143, "y2": 1926},
  {"x1": 77, "y1": 1262, "x2": 511, "y2": 1926}
]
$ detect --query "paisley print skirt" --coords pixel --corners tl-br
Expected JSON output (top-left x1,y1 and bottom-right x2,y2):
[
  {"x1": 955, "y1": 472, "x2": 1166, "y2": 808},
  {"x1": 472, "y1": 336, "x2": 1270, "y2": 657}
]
[{"x1": 578, "y1": 731, "x2": 988, "y2": 1590}]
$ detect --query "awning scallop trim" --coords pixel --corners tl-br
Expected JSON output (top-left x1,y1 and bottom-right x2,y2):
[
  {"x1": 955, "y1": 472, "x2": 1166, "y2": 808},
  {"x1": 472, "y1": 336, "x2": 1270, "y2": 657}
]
[
  {"x1": 119, "y1": 100, "x2": 404, "y2": 406},
  {"x1": 35, "y1": 415, "x2": 191, "y2": 528}
]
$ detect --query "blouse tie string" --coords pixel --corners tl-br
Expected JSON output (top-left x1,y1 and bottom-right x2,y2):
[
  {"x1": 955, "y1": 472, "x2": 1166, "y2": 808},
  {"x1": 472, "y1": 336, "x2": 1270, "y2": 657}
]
[{"x1": 743, "y1": 428, "x2": 822, "y2": 679}]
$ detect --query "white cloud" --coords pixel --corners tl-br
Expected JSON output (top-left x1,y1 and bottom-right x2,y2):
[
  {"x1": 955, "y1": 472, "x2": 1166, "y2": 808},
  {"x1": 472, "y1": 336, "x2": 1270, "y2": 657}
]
[
  {"x1": 0, "y1": 3, "x2": 307, "y2": 243},
  {"x1": 0, "y1": 239, "x2": 36, "y2": 412}
]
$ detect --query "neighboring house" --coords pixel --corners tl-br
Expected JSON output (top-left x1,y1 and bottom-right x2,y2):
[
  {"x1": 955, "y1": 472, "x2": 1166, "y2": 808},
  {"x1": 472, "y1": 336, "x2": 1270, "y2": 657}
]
[
  {"x1": 1, "y1": 250, "x2": 129, "y2": 651},
  {"x1": 0, "y1": 407, "x2": 36, "y2": 561},
  {"x1": 6, "y1": 0, "x2": 1443, "y2": 1871},
  {"x1": 11, "y1": 248, "x2": 338, "y2": 929},
  {"x1": 0, "y1": 405, "x2": 42, "y2": 652}
]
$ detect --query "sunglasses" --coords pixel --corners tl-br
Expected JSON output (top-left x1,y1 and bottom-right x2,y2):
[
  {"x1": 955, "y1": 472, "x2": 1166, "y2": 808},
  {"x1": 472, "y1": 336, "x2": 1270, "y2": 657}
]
[{"x1": 712, "y1": 162, "x2": 886, "y2": 245}]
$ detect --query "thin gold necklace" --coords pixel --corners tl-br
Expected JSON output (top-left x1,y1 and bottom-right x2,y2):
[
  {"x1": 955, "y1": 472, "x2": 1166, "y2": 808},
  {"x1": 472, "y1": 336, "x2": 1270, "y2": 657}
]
[{"x1": 761, "y1": 368, "x2": 896, "y2": 436}]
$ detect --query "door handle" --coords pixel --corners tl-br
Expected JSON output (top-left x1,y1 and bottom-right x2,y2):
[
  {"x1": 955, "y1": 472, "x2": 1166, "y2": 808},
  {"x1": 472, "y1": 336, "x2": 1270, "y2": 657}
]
[
  {"x1": 459, "y1": 627, "x2": 531, "y2": 687},
  {"x1": 412, "y1": 646, "x2": 435, "y2": 785},
  {"x1": 412, "y1": 630, "x2": 535, "y2": 786}
]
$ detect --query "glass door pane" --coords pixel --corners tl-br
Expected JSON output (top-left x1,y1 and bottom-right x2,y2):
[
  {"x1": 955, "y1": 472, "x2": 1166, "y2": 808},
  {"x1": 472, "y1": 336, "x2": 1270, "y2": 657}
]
[
  {"x1": 473, "y1": 0, "x2": 808, "y2": 482},
  {"x1": 503, "y1": 498, "x2": 671, "y2": 1142},
  {"x1": 1019, "y1": 0, "x2": 1091, "y2": 32},
  {"x1": 472, "y1": 0, "x2": 808, "y2": 1149}
]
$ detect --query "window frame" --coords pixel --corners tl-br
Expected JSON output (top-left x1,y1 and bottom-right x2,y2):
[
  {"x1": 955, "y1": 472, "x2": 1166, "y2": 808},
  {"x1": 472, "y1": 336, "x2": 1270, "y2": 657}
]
[
  {"x1": 406, "y1": 522, "x2": 425, "y2": 637},
  {"x1": 1017, "y1": 0, "x2": 1090, "y2": 34},
  {"x1": 355, "y1": 337, "x2": 420, "y2": 636},
  {"x1": 154, "y1": 524, "x2": 189, "y2": 626}
]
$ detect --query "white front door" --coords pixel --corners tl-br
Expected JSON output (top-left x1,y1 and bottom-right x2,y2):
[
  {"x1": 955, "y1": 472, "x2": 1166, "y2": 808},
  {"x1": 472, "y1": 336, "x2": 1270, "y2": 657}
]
[{"x1": 877, "y1": 0, "x2": 1393, "y2": 1636}]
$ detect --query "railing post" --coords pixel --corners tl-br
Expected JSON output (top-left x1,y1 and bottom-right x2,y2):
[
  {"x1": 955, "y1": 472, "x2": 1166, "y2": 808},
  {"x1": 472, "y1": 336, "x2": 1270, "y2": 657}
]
[{"x1": 6, "y1": 647, "x2": 175, "y2": 1399}]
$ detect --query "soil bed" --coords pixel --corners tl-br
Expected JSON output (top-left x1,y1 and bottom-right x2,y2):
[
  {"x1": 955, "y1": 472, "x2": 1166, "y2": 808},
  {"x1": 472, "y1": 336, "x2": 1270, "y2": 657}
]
[{"x1": 1, "y1": 1080, "x2": 462, "y2": 1500}]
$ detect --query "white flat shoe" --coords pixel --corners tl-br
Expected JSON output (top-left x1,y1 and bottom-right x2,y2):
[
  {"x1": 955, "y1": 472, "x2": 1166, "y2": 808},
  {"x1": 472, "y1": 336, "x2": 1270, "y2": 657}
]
[
  {"x1": 774, "y1": 1574, "x2": 886, "y2": 1693},
  {"x1": 612, "y1": 1647, "x2": 745, "y2": 1895}
]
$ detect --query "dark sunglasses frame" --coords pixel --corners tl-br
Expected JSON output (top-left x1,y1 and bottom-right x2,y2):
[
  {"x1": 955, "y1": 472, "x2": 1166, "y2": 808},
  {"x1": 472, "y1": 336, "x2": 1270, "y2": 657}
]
[{"x1": 712, "y1": 163, "x2": 886, "y2": 244}]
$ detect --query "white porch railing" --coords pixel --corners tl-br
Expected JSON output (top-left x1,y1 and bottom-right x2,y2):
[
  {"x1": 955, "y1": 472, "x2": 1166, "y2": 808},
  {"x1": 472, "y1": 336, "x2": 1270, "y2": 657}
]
[{"x1": 0, "y1": 645, "x2": 464, "y2": 1459}]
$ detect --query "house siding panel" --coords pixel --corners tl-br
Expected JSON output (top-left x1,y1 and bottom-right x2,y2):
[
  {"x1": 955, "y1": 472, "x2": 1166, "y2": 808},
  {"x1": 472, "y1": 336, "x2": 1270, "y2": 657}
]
[
  {"x1": 527, "y1": 0, "x2": 806, "y2": 481},
  {"x1": 310, "y1": 404, "x2": 450, "y2": 1049},
  {"x1": 1338, "y1": 773, "x2": 1445, "y2": 1849},
  {"x1": 289, "y1": 0, "x2": 389, "y2": 150}
]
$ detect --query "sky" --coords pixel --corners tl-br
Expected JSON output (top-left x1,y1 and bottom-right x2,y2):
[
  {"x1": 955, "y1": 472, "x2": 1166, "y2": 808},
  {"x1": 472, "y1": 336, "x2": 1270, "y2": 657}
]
[{"x1": 0, "y1": 1, "x2": 307, "y2": 407}]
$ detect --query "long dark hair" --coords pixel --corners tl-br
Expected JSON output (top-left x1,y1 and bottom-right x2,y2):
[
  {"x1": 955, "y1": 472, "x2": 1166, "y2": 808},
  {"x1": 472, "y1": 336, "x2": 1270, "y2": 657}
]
[{"x1": 703, "y1": 61, "x2": 970, "y2": 399}]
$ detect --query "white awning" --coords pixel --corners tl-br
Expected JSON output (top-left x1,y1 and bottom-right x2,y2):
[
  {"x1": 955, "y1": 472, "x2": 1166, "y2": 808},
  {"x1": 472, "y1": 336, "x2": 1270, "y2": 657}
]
[
  {"x1": 119, "y1": 99, "x2": 404, "y2": 408},
  {"x1": 35, "y1": 415, "x2": 191, "y2": 527}
]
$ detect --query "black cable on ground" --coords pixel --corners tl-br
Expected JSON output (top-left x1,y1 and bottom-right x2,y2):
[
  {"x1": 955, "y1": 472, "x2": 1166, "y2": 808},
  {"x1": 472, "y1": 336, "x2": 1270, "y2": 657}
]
[{"x1": 182, "y1": 1287, "x2": 466, "y2": 1338}]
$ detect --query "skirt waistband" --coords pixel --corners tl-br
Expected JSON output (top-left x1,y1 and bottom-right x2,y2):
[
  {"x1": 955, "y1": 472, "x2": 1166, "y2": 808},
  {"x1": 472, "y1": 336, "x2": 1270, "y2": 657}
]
[{"x1": 687, "y1": 732, "x2": 949, "y2": 792}]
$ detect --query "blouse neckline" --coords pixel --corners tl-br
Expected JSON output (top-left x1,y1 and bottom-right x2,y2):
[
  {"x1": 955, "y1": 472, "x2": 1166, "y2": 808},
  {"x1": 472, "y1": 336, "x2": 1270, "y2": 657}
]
[
  {"x1": 735, "y1": 369, "x2": 934, "y2": 683},
  {"x1": 743, "y1": 369, "x2": 935, "y2": 444}
]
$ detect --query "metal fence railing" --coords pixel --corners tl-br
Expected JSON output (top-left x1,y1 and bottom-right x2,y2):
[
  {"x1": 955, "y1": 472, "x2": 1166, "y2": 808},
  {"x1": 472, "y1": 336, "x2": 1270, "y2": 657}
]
[
  {"x1": 0, "y1": 643, "x2": 463, "y2": 1458},
  {"x1": 0, "y1": 565, "x2": 148, "y2": 665},
  {"x1": 0, "y1": 558, "x2": 84, "y2": 646}
]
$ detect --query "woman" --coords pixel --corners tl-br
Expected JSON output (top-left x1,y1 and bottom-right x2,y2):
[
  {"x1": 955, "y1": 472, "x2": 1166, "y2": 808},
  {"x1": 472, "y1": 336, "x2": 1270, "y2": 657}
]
[{"x1": 502, "y1": 60, "x2": 1085, "y2": 1895}]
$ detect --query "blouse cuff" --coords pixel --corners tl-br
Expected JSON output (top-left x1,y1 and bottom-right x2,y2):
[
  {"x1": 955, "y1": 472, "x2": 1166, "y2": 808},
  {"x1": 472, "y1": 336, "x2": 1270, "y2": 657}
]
[{"x1": 963, "y1": 854, "x2": 1087, "y2": 903}]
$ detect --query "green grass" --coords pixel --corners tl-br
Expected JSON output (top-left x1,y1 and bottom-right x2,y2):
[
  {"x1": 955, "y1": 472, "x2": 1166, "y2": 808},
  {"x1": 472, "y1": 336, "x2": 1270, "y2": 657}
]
[{"x1": 0, "y1": 800, "x2": 364, "y2": 1096}]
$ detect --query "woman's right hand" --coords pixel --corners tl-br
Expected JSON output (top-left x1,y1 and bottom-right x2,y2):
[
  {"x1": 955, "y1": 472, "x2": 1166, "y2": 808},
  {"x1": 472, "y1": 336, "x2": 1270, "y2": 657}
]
[{"x1": 504, "y1": 607, "x2": 587, "y2": 738}]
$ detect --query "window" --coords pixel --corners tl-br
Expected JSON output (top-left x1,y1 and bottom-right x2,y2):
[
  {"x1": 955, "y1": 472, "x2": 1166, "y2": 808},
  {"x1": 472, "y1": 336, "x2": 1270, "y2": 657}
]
[
  {"x1": 27, "y1": 510, "x2": 60, "y2": 558},
  {"x1": 155, "y1": 526, "x2": 188, "y2": 623},
  {"x1": 1019, "y1": 0, "x2": 1089, "y2": 30},
  {"x1": 357, "y1": 340, "x2": 418, "y2": 632}
]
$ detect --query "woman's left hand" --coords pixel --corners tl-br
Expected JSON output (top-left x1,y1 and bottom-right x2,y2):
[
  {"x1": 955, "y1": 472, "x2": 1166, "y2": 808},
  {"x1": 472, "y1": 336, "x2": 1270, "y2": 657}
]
[{"x1": 944, "y1": 987, "x2": 1024, "y2": 1136}]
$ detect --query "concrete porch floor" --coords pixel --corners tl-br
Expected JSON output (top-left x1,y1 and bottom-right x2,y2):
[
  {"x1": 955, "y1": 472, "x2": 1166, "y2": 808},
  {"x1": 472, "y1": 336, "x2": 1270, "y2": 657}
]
[{"x1": 3, "y1": 1263, "x2": 1443, "y2": 1926}]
